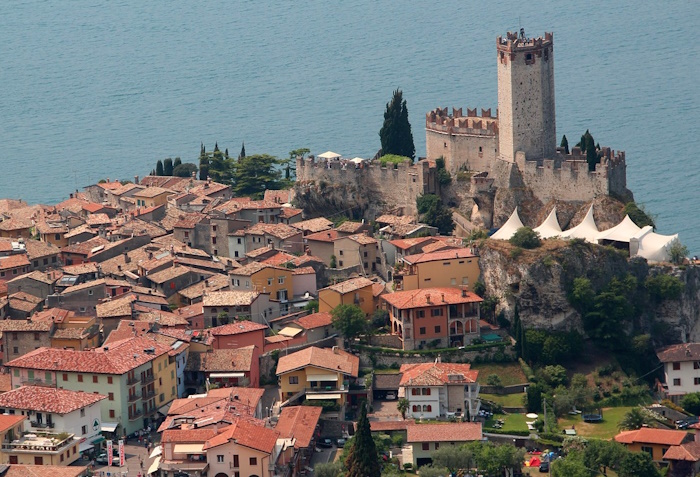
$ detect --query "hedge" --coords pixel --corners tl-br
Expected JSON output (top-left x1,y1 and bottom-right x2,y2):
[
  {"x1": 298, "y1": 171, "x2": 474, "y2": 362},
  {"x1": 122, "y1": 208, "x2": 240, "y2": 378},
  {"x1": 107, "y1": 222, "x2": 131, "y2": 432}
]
[{"x1": 355, "y1": 342, "x2": 508, "y2": 356}]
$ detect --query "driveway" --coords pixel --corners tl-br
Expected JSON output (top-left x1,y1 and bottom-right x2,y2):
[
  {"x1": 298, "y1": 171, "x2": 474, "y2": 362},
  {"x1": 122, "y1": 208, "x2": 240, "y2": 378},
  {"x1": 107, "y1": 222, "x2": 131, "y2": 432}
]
[{"x1": 370, "y1": 399, "x2": 401, "y2": 420}]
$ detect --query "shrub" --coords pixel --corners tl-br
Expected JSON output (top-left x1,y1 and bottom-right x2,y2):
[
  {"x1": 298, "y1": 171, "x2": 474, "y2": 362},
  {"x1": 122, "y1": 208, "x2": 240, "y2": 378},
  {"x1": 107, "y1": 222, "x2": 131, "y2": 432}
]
[
  {"x1": 509, "y1": 227, "x2": 541, "y2": 249},
  {"x1": 646, "y1": 274, "x2": 684, "y2": 301},
  {"x1": 486, "y1": 374, "x2": 503, "y2": 387},
  {"x1": 623, "y1": 202, "x2": 655, "y2": 228},
  {"x1": 510, "y1": 247, "x2": 523, "y2": 259},
  {"x1": 391, "y1": 434, "x2": 404, "y2": 447},
  {"x1": 669, "y1": 240, "x2": 689, "y2": 265},
  {"x1": 380, "y1": 154, "x2": 411, "y2": 168}
]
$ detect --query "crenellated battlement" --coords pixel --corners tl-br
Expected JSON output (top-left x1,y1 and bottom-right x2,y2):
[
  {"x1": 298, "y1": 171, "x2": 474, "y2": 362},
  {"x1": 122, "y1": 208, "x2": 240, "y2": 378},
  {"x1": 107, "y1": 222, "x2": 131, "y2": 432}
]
[
  {"x1": 497, "y1": 31, "x2": 553, "y2": 54},
  {"x1": 425, "y1": 107, "x2": 498, "y2": 137}
]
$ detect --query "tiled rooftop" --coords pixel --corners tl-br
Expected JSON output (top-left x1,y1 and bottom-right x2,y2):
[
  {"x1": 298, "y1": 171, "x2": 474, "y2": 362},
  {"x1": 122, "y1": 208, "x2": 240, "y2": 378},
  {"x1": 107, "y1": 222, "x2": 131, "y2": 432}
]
[
  {"x1": 406, "y1": 422, "x2": 482, "y2": 443},
  {"x1": 0, "y1": 386, "x2": 106, "y2": 414},
  {"x1": 210, "y1": 321, "x2": 268, "y2": 336},
  {"x1": 399, "y1": 362, "x2": 478, "y2": 386},
  {"x1": 382, "y1": 287, "x2": 483, "y2": 309},
  {"x1": 294, "y1": 312, "x2": 333, "y2": 330},
  {"x1": 402, "y1": 248, "x2": 476, "y2": 265},
  {"x1": 275, "y1": 406, "x2": 322, "y2": 449},
  {"x1": 324, "y1": 277, "x2": 374, "y2": 294},
  {"x1": 202, "y1": 290, "x2": 260, "y2": 307},
  {"x1": 276, "y1": 346, "x2": 359, "y2": 377},
  {"x1": 291, "y1": 218, "x2": 333, "y2": 233}
]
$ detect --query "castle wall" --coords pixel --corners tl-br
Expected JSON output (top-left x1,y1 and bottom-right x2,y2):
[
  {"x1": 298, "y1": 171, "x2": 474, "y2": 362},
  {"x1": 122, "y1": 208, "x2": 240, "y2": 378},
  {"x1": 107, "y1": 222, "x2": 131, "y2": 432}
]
[
  {"x1": 296, "y1": 157, "x2": 436, "y2": 217},
  {"x1": 425, "y1": 107, "x2": 498, "y2": 174}
]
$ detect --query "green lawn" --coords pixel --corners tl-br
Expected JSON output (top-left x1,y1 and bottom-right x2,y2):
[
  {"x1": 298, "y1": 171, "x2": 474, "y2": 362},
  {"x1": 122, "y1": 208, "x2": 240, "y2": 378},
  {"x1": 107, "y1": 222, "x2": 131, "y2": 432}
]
[
  {"x1": 481, "y1": 392, "x2": 526, "y2": 408},
  {"x1": 472, "y1": 362, "x2": 527, "y2": 386},
  {"x1": 374, "y1": 369, "x2": 401, "y2": 374},
  {"x1": 484, "y1": 413, "x2": 530, "y2": 433},
  {"x1": 557, "y1": 407, "x2": 634, "y2": 439}
]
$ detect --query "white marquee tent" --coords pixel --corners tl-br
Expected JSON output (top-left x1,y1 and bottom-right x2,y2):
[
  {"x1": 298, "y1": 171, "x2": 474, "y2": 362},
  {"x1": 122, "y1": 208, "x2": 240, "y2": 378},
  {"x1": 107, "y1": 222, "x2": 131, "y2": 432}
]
[
  {"x1": 630, "y1": 226, "x2": 679, "y2": 262},
  {"x1": 560, "y1": 205, "x2": 599, "y2": 243},
  {"x1": 533, "y1": 208, "x2": 563, "y2": 239},
  {"x1": 491, "y1": 208, "x2": 524, "y2": 240},
  {"x1": 318, "y1": 151, "x2": 341, "y2": 160},
  {"x1": 596, "y1": 215, "x2": 642, "y2": 244}
]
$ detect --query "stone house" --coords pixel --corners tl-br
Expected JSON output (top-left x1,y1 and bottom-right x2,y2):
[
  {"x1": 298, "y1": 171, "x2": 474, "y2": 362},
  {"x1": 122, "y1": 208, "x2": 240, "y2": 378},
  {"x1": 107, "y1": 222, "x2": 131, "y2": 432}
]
[
  {"x1": 132, "y1": 186, "x2": 174, "y2": 209},
  {"x1": 210, "y1": 321, "x2": 267, "y2": 351},
  {"x1": 201, "y1": 290, "x2": 279, "y2": 327},
  {"x1": 0, "y1": 320, "x2": 54, "y2": 365},
  {"x1": 188, "y1": 345, "x2": 259, "y2": 388},
  {"x1": 45, "y1": 279, "x2": 107, "y2": 315},
  {"x1": 333, "y1": 233, "x2": 379, "y2": 273},
  {"x1": 145, "y1": 265, "x2": 210, "y2": 299},
  {"x1": 6, "y1": 271, "x2": 56, "y2": 300},
  {"x1": 35, "y1": 221, "x2": 70, "y2": 248},
  {"x1": 0, "y1": 255, "x2": 31, "y2": 283}
]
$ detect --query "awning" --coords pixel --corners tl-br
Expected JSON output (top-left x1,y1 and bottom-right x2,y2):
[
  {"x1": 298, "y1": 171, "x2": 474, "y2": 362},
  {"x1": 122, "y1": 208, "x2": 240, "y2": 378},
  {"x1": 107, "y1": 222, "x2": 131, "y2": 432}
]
[
  {"x1": 148, "y1": 456, "x2": 161, "y2": 475},
  {"x1": 279, "y1": 326, "x2": 303, "y2": 337},
  {"x1": 150, "y1": 445, "x2": 162, "y2": 458},
  {"x1": 306, "y1": 374, "x2": 339, "y2": 382},
  {"x1": 91, "y1": 436, "x2": 106, "y2": 444},
  {"x1": 173, "y1": 443, "x2": 204, "y2": 453},
  {"x1": 209, "y1": 372, "x2": 245, "y2": 378},
  {"x1": 79, "y1": 442, "x2": 94, "y2": 453},
  {"x1": 306, "y1": 393, "x2": 341, "y2": 400},
  {"x1": 157, "y1": 402, "x2": 172, "y2": 416},
  {"x1": 101, "y1": 422, "x2": 119, "y2": 433}
]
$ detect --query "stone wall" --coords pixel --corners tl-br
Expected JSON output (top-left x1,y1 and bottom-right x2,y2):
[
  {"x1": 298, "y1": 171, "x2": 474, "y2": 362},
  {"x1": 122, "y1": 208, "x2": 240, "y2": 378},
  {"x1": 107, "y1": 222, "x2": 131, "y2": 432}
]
[{"x1": 358, "y1": 346, "x2": 515, "y2": 368}]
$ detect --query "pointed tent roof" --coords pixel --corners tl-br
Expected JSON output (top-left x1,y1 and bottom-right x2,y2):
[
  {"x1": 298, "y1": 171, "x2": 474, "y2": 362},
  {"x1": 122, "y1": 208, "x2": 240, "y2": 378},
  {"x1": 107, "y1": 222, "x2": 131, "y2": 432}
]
[
  {"x1": 533, "y1": 208, "x2": 562, "y2": 239},
  {"x1": 631, "y1": 226, "x2": 679, "y2": 263},
  {"x1": 490, "y1": 208, "x2": 524, "y2": 240},
  {"x1": 596, "y1": 215, "x2": 642, "y2": 244},
  {"x1": 318, "y1": 151, "x2": 341, "y2": 159},
  {"x1": 561, "y1": 205, "x2": 599, "y2": 243}
]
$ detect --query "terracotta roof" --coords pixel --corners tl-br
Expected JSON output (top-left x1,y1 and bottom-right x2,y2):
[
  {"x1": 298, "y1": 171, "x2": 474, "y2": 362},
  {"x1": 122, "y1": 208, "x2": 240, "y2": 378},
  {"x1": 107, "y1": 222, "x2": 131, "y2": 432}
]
[
  {"x1": 0, "y1": 218, "x2": 33, "y2": 232},
  {"x1": 421, "y1": 241, "x2": 461, "y2": 254},
  {"x1": 96, "y1": 294, "x2": 135, "y2": 318},
  {"x1": 147, "y1": 265, "x2": 194, "y2": 284},
  {"x1": 265, "y1": 335, "x2": 292, "y2": 344},
  {"x1": 5, "y1": 336, "x2": 171, "y2": 375},
  {"x1": 335, "y1": 221, "x2": 366, "y2": 234},
  {"x1": 0, "y1": 318, "x2": 52, "y2": 332},
  {"x1": 62, "y1": 278, "x2": 106, "y2": 294},
  {"x1": 61, "y1": 236, "x2": 110, "y2": 256},
  {"x1": 52, "y1": 327, "x2": 92, "y2": 340},
  {"x1": 262, "y1": 252, "x2": 298, "y2": 267},
  {"x1": 202, "y1": 290, "x2": 260, "y2": 307},
  {"x1": 294, "y1": 312, "x2": 333, "y2": 330},
  {"x1": 276, "y1": 346, "x2": 359, "y2": 377},
  {"x1": 264, "y1": 189, "x2": 296, "y2": 204},
  {"x1": 162, "y1": 428, "x2": 218, "y2": 444},
  {"x1": 205, "y1": 387, "x2": 265, "y2": 408},
  {"x1": 203, "y1": 418, "x2": 279, "y2": 454},
  {"x1": 376, "y1": 214, "x2": 415, "y2": 226},
  {"x1": 399, "y1": 362, "x2": 478, "y2": 386},
  {"x1": 664, "y1": 442, "x2": 700, "y2": 462},
  {"x1": 7, "y1": 270, "x2": 56, "y2": 285},
  {"x1": 402, "y1": 248, "x2": 476, "y2": 265},
  {"x1": 0, "y1": 254, "x2": 30, "y2": 270},
  {"x1": 230, "y1": 261, "x2": 287, "y2": 277},
  {"x1": 174, "y1": 303, "x2": 204, "y2": 320},
  {"x1": 344, "y1": 233, "x2": 377, "y2": 245},
  {"x1": 0, "y1": 374, "x2": 12, "y2": 393},
  {"x1": 210, "y1": 321, "x2": 268, "y2": 336},
  {"x1": 0, "y1": 386, "x2": 106, "y2": 414},
  {"x1": 61, "y1": 262, "x2": 99, "y2": 276},
  {"x1": 85, "y1": 213, "x2": 112, "y2": 226},
  {"x1": 370, "y1": 420, "x2": 413, "y2": 432},
  {"x1": 96, "y1": 180, "x2": 124, "y2": 191},
  {"x1": 245, "y1": 223, "x2": 300, "y2": 240},
  {"x1": 406, "y1": 422, "x2": 482, "y2": 443},
  {"x1": 657, "y1": 343, "x2": 700, "y2": 363},
  {"x1": 35, "y1": 221, "x2": 69, "y2": 235},
  {"x1": 324, "y1": 277, "x2": 374, "y2": 294},
  {"x1": 112, "y1": 218, "x2": 167, "y2": 238},
  {"x1": 291, "y1": 218, "x2": 333, "y2": 234},
  {"x1": 175, "y1": 257, "x2": 226, "y2": 272},
  {"x1": 291, "y1": 254, "x2": 324, "y2": 267},
  {"x1": 614, "y1": 428, "x2": 689, "y2": 446},
  {"x1": 198, "y1": 346, "x2": 256, "y2": 373},
  {"x1": 293, "y1": 266, "x2": 316, "y2": 275},
  {"x1": 0, "y1": 414, "x2": 27, "y2": 432},
  {"x1": 133, "y1": 186, "x2": 173, "y2": 198},
  {"x1": 279, "y1": 207, "x2": 302, "y2": 219},
  {"x1": 178, "y1": 274, "x2": 230, "y2": 299},
  {"x1": 245, "y1": 246, "x2": 276, "y2": 259},
  {"x1": 63, "y1": 224, "x2": 96, "y2": 239},
  {"x1": 382, "y1": 287, "x2": 483, "y2": 309},
  {"x1": 305, "y1": 230, "x2": 340, "y2": 243},
  {"x1": 275, "y1": 406, "x2": 322, "y2": 449},
  {"x1": 172, "y1": 213, "x2": 206, "y2": 229},
  {"x1": 0, "y1": 464, "x2": 89, "y2": 477}
]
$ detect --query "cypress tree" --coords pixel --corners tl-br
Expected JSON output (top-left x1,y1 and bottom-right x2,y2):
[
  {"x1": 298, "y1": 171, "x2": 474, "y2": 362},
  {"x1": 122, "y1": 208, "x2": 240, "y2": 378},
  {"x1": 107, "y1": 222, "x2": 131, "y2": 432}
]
[
  {"x1": 345, "y1": 403, "x2": 380, "y2": 477},
  {"x1": 199, "y1": 148, "x2": 209, "y2": 181},
  {"x1": 156, "y1": 160, "x2": 164, "y2": 176},
  {"x1": 379, "y1": 89, "x2": 415, "y2": 159},
  {"x1": 163, "y1": 158, "x2": 174, "y2": 176},
  {"x1": 173, "y1": 157, "x2": 182, "y2": 169},
  {"x1": 560, "y1": 135, "x2": 569, "y2": 154},
  {"x1": 239, "y1": 142, "x2": 246, "y2": 160}
]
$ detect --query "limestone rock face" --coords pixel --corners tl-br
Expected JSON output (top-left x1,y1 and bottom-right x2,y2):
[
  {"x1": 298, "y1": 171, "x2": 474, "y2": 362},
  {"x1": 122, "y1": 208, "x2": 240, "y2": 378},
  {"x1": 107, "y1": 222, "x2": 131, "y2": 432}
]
[{"x1": 478, "y1": 239, "x2": 700, "y2": 344}]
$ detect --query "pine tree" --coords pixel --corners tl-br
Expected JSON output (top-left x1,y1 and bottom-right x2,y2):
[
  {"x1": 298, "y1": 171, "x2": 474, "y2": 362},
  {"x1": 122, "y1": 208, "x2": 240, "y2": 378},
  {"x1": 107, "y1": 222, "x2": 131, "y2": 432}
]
[
  {"x1": 345, "y1": 403, "x2": 380, "y2": 477},
  {"x1": 379, "y1": 89, "x2": 415, "y2": 159},
  {"x1": 560, "y1": 135, "x2": 569, "y2": 154},
  {"x1": 163, "y1": 158, "x2": 174, "y2": 176},
  {"x1": 156, "y1": 160, "x2": 164, "y2": 176}
]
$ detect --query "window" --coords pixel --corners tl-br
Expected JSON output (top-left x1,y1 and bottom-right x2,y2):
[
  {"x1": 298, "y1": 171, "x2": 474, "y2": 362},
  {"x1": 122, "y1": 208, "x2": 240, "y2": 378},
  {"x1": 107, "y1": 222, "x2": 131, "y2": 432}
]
[
  {"x1": 237, "y1": 238, "x2": 241, "y2": 244},
  {"x1": 278, "y1": 276, "x2": 285, "y2": 284},
  {"x1": 339, "y1": 250, "x2": 343, "y2": 256},
  {"x1": 526, "y1": 53, "x2": 533, "y2": 61},
  {"x1": 60, "y1": 453, "x2": 64, "y2": 462},
  {"x1": 641, "y1": 446, "x2": 654, "y2": 458},
  {"x1": 109, "y1": 410, "x2": 115, "y2": 418},
  {"x1": 412, "y1": 405, "x2": 418, "y2": 412},
  {"x1": 419, "y1": 327, "x2": 426, "y2": 335},
  {"x1": 233, "y1": 455, "x2": 239, "y2": 468},
  {"x1": 431, "y1": 308, "x2": 443, "y2": 317},
  {"x1": 412, "y1": 389, "x2": 418, "y2": 396},
  {"x1": 417, "y1": 310, "x2": 425, "y2": 318},
  {"x1": 479, "y1": 146, "x2": 483, "y2": 153},
  {"x1": 77, "y1": 375, "x2": 83, "y2": 382},
  {"x1": 363, "y1": 251, "x2": 368, "y2": 257},
  {"x1": 160, "y1": 393, "x2": 165, "y2": 402},
  {"x1": 694, "y1": 362, "x2": 700, "y2": 370},
  {"x1": 339, "y1": 261, "x2": 343, "y2": 267},
  {"x1": 108, "y1": 392, "x2": 114, "y2": 401},
  {"x1": 184, "y1": 231, "x2": 189, "y2": 238},
  {"x1": 93, "y1": 375, "x2": 98, "y2": 383},
  {"x1": 12, "y1": 347, "x2": 18, "y2": 355},
  {"x1": 435, "y1": 326, "x2": 441, "y2": 333},
  {"x1": 674, "y1": 378, "x2": 682, "y2": 386},
  {"x1": 80, "y1": 409, "x2": 85, "y2": 417},
  {"x1": 82, "y1": 425, "x2": 87, "y2": 435},
  {"x1": 673, "y1": 362, "x2": 681, "y2": 370},
  {"x1": 422, "y1": 388, "x2": 431, "y2": 396},
  {"x1": 268, "y1": 278, "x2": 273, "y2": 286},
  {"x1": 250, "y1": 457, "x2": 257, "y2": 465},
  {"x1": 63, "y1": 374, "x2": 68, "y2": 381},
  {"x1": 451, "y1": 278, "x2": 457, "y2": 285},
  {"x1": 12, "y1": 333, "x2": 17, "y2": 341},
  {"x1": 435, "y1": 442, "x2": 439, "y2": 449},
  {"x1": 289, "y1": 376, "x2": 299, "y2": 385},
  {"x1": 34, "y1": 456, "x2": 43, "y2": 465},
  {"x1": 212, "y1": 237, "x2": 216, "y2": 245},
  {"x1": 107, "y1": 376, "x2": 113, "y2": 384},
  {"x1": 423, "y1": 405, "x2": 432, "y2": 412},
  {"x1": 694, "y1": 377, "x2": 700, "y2": 385},
  {"x1": 422, "y1": 443, "x2": 429, "y2": 451},
  {"x1": 217, "y1": 455, "x2": 224, "y2": 463}
]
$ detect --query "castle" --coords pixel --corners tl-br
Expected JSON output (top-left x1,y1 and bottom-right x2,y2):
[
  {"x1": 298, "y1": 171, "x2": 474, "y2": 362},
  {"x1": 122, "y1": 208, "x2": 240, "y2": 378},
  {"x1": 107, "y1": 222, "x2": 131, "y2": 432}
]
[{"x1": 296, "y1": 30, "x2": 631, "y2": 222}]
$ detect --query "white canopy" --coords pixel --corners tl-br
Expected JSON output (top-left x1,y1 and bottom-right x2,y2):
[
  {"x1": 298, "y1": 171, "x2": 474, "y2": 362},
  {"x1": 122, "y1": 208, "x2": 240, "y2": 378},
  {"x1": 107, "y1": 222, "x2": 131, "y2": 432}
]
[
  {"x1": 596, "y1": 215, "x2": 642, "y2": 244},
  {"x1": 318, "y1": 151, "x2": 341, "y2": 159},
  {"x1": 561, "y1": 205, "x2": 599, "y2": 243},
  {"x1": 630, "y1": 226, "x2": 679, "y2": 262},
  {"x1": 533, "y1": 208, "x2": 562, "y2": 239},
  {"x1": 350, "y1": 157, "x2": 366, "y2": 164},
  {"x1": 491, "y1": 209, "x2": 524, "y2": 240}
]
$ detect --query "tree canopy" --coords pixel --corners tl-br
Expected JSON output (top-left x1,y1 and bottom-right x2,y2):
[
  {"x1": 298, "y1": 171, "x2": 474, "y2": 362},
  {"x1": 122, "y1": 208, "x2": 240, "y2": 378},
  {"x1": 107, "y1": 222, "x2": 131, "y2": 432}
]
[
  {"x1": 379, "y1": 89, "x2": 415, "y2": 159},
  {"x1": 173, "y1": 162, "x2": 198, "y2": 177},
  {"x1": 331, "y1": 304, "x2": 367, "y2": 344},
  {"x1": 509, "y1": 227, "x2": 541, "y2": 249},
  {"x1": 416, "y1": 194, "x2": 454, "y2": 235},
  {"x1": 618, "y1": 407, "x2": 655, "y2": 430},
  {"x1": 232, "y1": 153, "x2": 287, "y2": 197}
]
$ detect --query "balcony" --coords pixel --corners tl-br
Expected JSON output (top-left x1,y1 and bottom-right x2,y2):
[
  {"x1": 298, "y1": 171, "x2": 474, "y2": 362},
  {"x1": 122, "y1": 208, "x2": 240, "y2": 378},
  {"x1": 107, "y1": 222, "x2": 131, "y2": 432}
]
[
  {"x1": 20, "y1": 378, "x2": 56, "y2": 388},
  {"x1": 159, "y1": 459, "x2": 208, "y2": 473},
  {"x1": 128, "y1": 410, "x2": 143, "y2": 421},
  {"x1": 127, "y1": 375, "x2": 139, "y2": 385},
  {"x1": 30, "y1": 421, "x2": 55, "y2": 429},
  {"x1": 127, "y1": 393, "x2": 141, "y2": 403},
  {"x1": 140, "y1": 374, "x2": 155, "y2": 385},
  {"x1": 144, "y1": 406, "x2": 158, "y2": 417},
  {"x1": 142, "y1": 389, "x2": 156, "y2": 400},
  {"x1": 2, "y1": 432, "x2": 75, "y2": 454}
]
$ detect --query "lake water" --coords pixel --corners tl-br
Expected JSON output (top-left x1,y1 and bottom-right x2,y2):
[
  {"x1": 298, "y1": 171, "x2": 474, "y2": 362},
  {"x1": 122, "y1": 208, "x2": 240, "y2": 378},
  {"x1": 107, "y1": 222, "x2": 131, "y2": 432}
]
[{"x1": 1, "y1": 1, "x2": 698, "y2": 253}]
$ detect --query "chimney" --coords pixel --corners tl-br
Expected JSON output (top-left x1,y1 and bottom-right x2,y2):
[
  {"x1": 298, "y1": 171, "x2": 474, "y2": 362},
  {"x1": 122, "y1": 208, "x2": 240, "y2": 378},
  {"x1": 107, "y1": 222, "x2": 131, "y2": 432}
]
[
  {"x1": 441, "y1": 293, "x2": 445, "y2": 303},
  {"x1": 124, "y1": 252, "x2": 131, "y2": 263},
  {"x1": 69, "y1": 193, "x2": 74, "y2": 199},
  {"x1": 332, "y1": 346, "x2": 339, "y2": 354},
  {"x1": 148, "y1": 251, "x2": 153, "y2": 260},
  {"x1": 134, "y1": 175, "x2": 139, "y2": 184},
  {"x1": 205, "y1": 279, "x2": 209, "y2": 288},
  {"x1": 426, "y1": 293, "x2": 431, "y2": 304},
  {"x1": 461, "y1": 288, "x2": 467, "y2": 298},
  {"x1": 117, "y1": 265, "x2": 122, "y2": 271}
]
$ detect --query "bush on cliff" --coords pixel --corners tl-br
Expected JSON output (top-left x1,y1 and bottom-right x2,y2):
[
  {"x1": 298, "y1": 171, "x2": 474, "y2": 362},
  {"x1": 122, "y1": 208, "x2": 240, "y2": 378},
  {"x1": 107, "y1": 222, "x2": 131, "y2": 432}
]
[
  {"x1": 509, "y1": 227, "x2": 541, "y2": 249},
  {"x1": 416, "y1": 194, "x2": 455, "y2": 235},
  {"x1": 623, "y1": 201, "x2": 656, "y2": 228},
  {"x1": 379, "y1": 154, "x2": 411, "y2": 168}
]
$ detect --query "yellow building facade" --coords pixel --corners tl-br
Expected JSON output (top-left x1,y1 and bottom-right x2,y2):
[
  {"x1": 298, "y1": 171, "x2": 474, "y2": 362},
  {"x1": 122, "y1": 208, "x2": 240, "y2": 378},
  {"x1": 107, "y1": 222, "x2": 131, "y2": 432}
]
[
  {"x1": 397, "y1": 249, "x2": 480, "y2": 292},
  {"x1": 318, "y1": 277, "x2": 375, "y2": 316}
]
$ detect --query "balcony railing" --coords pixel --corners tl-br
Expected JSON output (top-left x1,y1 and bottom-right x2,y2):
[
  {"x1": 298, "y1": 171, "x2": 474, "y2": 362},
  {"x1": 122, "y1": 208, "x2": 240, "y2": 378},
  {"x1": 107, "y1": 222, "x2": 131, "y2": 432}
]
[
  {"x1": 127, "y1": 375, "x2": 139, "y2": 385},
  {"x1": 2, "y1": 434, "x2": 75, "y2": 453},
  {"x1": 142, "y1": 389, "x2": 156, "y2": 400},
  {"x1": 140, "y1": 374, "x2": 155, "y2": 385},
  {"x1": 144, "y1": 406, "x2": 158, "y2": 416},
  {"x1": 128, "y1": 410, "x2": 143, "y2": 421},
  {"x1": 30, "y1": 421, "x2": 55, "y2": 429},
  {"x1": 21, "y1": 378, "x2": 56, "y2": 388},
  {"x1": 127, "y1": 393, "x2": 141, "y2": 403}
]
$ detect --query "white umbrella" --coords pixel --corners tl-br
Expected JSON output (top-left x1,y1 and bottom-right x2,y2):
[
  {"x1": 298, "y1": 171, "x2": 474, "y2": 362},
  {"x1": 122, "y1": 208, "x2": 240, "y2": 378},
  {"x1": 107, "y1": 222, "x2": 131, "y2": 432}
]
[
  {"x1": 318, "y1": 151, "x2": 341, "y2": 159},
  {"x1": 149, "y1": 445, "x2": 162, "y2": 458}
]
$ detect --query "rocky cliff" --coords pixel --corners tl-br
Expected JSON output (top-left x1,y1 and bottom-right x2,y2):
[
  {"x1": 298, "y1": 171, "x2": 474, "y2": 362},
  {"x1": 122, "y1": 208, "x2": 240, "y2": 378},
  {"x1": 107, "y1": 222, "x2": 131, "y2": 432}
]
[{"x1": 478, "y1": 239, "x2": 700, "y2": 344}]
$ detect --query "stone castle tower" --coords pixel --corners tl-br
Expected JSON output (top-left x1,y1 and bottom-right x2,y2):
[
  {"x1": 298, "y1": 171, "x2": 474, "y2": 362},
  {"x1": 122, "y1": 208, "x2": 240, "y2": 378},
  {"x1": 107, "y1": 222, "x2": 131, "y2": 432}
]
[{"x1": 497, "y1": 30, "x2": 556, "y2": 163}]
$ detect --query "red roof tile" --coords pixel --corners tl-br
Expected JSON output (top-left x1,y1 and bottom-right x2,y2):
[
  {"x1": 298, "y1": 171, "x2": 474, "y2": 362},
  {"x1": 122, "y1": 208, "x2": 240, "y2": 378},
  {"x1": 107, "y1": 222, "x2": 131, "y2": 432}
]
[
  {"x1": 275, "y1": 406, "x2": 322, "y2": 449},
  {"x1": 402, "y1": 248, "x2": 476, "y2": 265},
  {"x1": 294, "y1": 312, "x2": 333, "y2": 330},
  {"x1": 399, "y1": 362, "x2": 478, "y2": 386},
  {"x1": 0, "y1": 386, "x2": 106, "y2": 414},
  {"x1": 615, "y1": 428, "x2": 689, "y2": 446},
  {"x1": 406, "y1": 422, "x2": 482, "y2": 443},
  {"x1": 382, "y1": 287, "x2": 483, "y2": 309},
  {"x1": 210, "y1": 321, "x2": 268, "y2": 336},
  {"x1": 276, "y1": 346, "x2": 359, "y2": 377},
  {"x1": 0, "y1": 414, "x2": 27, "y2": 433},
  {"x1": 203, "y1": 418, "x2": 279, "y2": 453}
]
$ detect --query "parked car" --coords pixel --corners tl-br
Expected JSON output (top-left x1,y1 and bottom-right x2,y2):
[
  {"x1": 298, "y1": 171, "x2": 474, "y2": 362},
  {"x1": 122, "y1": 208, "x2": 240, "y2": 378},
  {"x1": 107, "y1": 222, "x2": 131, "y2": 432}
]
[
  {"x1": 337, "y1": 438, "x2": 346, "y2": 447},
  {"x1": 95, "y1": 453, "x2": 123, "y2": 466},
  {"x1": 317, "y1": 438, "x2": 334, "y2": 448},
  {"x1": 677, "y1": 416, "x2": 699, "y2": 429},
  {"x1": 385, "y1": 392, "x2": 396, "y2": 400}
]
